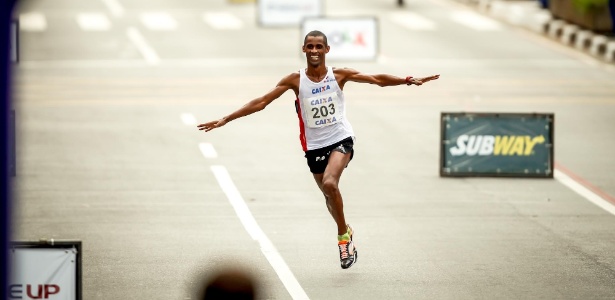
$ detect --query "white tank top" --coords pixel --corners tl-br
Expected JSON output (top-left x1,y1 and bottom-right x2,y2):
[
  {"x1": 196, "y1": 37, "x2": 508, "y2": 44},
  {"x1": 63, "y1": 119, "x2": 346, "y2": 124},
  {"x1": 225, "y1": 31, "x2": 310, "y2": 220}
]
[{"x1": 295, "y1": 66, "x2": 354, "y2": 151}]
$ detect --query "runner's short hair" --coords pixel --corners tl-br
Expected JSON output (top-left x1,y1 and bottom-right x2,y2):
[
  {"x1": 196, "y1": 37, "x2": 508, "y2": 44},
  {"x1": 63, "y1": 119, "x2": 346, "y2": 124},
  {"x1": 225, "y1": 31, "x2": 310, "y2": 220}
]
[{"x1": 304, "y1": 30, "x2": 328, "y2": 46}]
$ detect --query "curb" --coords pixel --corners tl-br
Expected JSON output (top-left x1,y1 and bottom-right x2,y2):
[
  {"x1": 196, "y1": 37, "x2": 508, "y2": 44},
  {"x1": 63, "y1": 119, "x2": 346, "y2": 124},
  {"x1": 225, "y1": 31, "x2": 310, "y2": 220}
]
[{"x1": 457, "y1": 0, "x2": 615, "y2": 63}]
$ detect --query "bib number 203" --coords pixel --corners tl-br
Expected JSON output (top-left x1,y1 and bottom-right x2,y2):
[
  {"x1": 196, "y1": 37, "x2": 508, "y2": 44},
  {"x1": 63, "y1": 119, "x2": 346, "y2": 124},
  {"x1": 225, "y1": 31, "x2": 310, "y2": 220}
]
[{"x1": 311, "y1": 104, "x2": 335, "y2": 119}]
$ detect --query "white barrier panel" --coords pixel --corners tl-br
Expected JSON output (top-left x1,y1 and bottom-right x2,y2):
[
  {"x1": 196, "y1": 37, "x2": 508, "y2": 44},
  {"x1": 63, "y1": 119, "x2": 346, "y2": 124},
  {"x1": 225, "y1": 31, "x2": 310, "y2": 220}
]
[
  {"x1": 10, "y1": 248, "x2": 78, "y2": 300},
  {"x1": 302, "y1": 17, "x2": 378, "y2": 61},
  {"x1": 11, "y1": 20, "x2": 18, "y2": 63},
  {"x1": 258, "y1": 0, "x2": 322, "y2": 27}
]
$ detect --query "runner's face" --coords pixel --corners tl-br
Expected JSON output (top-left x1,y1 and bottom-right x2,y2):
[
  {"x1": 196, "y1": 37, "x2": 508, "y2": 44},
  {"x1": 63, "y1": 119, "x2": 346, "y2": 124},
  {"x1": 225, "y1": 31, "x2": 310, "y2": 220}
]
[{"x1": 302, "y1": 36, "x2": 329, "y2": 66}]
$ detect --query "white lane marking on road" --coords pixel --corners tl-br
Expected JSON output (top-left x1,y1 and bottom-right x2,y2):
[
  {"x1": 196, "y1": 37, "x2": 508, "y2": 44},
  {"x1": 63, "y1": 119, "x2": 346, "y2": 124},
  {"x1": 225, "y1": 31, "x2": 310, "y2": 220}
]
[
  {"x1": 211, "y1": 166, "x2": 310, "y2": 300},
  {"x1": 199, "y1": 143, "x2": 218, "y2": 158},
  {"x1": 19, "y1": 13, "x2": 47, "y2": 31},
  {"x1": 140, "y1": 12, "x2": 177, "y2": 31},
  {"x1": 76, "y1": 13, "x2": 111, "y2": 31},
  {"x1": 203, "y1": 12, "x2": 243, "y2": 30},
  {"x1": 554, "y1": 169, "x2": 615, "y2": 216},
  {"x1": 389, "y1": 12, "x2": 437, "y2": 31},
  {"x1": 451, "y1": 11, "x2": 502, "y2": 31},
  {"x1": 180, "y1": 113, "x2": 197, "y2": 125},
  {"x1": 100, "y1": 0, "x2": 125, "y2": 17},
  {"x1": 126, "y1": 27, "x2": 160, "y2": 65}
]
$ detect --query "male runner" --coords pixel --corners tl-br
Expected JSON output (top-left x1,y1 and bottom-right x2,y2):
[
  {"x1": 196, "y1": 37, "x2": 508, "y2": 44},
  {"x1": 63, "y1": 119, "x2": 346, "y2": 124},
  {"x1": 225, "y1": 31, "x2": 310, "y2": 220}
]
[{"x1": 198, "y1": 30, "x2": 439, "y2": 269}]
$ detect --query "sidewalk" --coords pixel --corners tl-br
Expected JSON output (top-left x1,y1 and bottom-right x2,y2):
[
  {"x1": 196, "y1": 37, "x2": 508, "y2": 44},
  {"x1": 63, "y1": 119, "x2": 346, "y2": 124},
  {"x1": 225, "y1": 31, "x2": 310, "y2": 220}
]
[{"x1": 455, "y1": 0, "x2": 615, "y2": 63}]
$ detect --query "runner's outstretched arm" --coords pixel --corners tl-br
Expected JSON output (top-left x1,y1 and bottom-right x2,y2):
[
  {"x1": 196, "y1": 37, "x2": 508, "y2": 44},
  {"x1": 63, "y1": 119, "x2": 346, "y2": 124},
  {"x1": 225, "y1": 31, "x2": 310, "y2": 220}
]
[
  {"x1": 335, "y1": 68, "x2": 439, "y2": 88},
  {"x1": 197, "y1": 74, "x2": 296, "y2": 132}
]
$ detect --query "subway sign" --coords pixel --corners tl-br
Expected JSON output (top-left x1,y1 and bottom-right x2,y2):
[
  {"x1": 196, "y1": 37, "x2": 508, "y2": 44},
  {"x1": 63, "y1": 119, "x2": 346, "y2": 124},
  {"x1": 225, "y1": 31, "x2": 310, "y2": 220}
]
[{"x1": 440, "y1": 112, "x2": 554, "y2": 178}]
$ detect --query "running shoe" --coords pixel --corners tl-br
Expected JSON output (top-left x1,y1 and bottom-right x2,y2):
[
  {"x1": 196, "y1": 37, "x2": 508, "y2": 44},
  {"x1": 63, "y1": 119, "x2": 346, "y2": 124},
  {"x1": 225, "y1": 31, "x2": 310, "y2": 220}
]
[{"x1": 338, "y1": 240, "x2": 358, "y2": 269}]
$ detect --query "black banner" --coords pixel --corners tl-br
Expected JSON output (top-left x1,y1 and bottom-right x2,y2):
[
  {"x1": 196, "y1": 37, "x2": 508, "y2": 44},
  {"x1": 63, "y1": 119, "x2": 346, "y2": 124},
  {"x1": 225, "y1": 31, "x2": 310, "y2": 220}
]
[{"x1": 440, "y1": 112, "x2": 554, "y2": 178}]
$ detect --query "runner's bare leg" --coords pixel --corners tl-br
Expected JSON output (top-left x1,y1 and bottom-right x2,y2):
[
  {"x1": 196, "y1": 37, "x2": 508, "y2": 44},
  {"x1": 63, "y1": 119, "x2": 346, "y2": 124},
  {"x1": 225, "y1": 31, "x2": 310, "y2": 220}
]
[{"x1": 312, "y1": 151, "x2": 352, "y2": 235}]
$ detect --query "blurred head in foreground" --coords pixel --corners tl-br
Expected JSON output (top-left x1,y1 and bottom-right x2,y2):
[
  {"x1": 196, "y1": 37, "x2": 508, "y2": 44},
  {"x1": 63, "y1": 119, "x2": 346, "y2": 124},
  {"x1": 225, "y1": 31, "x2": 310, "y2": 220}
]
[{"x1": 198, "y1": 268, "x2": 257, "y2": 300}]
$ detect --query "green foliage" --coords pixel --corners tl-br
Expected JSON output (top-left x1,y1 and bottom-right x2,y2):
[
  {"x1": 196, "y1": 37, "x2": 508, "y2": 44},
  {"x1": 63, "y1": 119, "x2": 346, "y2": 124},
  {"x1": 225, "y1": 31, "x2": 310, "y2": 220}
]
[{"x1": 572, "y1": 0, "x2": 610, "y2": 13}]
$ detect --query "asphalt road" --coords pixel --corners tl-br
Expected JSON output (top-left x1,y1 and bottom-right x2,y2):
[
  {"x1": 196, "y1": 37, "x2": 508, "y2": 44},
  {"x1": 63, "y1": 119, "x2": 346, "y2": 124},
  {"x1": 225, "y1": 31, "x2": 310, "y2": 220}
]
[{"x1": 11, "y1": 0, "x2": 615, "y2": 299}]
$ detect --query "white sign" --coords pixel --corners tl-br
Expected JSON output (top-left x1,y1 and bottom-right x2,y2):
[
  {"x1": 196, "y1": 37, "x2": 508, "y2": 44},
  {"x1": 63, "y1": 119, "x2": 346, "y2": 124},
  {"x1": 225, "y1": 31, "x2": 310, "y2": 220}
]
[
  {"x1": 258, "y1": 0, "x2": 322, "y2": 27},
  {"x1": 10, "y1": 248, "x2": 77, "y2": 300},
  {"x1": 302, "y1": 17, "x2": 378, "y2": 61}
]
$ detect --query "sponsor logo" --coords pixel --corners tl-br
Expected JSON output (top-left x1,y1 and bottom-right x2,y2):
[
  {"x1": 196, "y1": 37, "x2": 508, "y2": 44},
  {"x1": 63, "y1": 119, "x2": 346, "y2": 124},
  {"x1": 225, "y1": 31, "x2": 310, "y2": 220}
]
[
  {"x1": 329, "y1": 31, "x2": 366, "y2": 47},
  {"x1": 310, "y1": 96, "x2": 333, "y2": 105},
  {"x1": 336, "y1": 144, "x2": 347, "y2": 154},
  {"x1": 266, "y1": 3, "x2": 315, "y2": 11},
  {"x1": 311, "y1": 85, "x2": 330, "y2": 94},
  {"x1": 449, "y1": 135, "x2": 545, "y2": 156},
  {"x1": 9, "y1": 284, "x2": 60, "y2": 299},
  {"x1": 315, "y1": 156, "x2": 326, "y2": 162},
  {"x1": 314, "y1": 117, "x2": 337, "y2": 126}
]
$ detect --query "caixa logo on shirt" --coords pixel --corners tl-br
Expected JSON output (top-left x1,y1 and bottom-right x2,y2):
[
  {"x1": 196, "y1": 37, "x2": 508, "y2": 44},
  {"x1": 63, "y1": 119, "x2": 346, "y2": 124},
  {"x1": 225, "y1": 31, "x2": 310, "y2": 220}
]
[
  {"x1": 9, "y1": 284, "x2": 60, "y2": 299},
  {"x1": 449, "y1": 134, "x2": 545, "y2": 156},
  {"x1": 312, "y1": 85, "x2": 330, "y2": 94}
]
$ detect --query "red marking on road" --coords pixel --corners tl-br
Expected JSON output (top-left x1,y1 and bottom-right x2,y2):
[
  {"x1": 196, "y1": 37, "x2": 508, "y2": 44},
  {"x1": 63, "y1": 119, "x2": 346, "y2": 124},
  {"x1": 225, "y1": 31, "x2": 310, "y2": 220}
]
[{"x1": 555, "y1": 162, "x2": 615, "y2": 206}]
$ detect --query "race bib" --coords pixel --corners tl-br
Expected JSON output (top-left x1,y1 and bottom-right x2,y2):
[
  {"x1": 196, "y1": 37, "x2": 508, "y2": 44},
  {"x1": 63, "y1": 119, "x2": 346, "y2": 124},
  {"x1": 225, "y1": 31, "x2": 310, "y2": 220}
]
[{"x1": 304, "y1": 92, "x2": 343, "y2": 128}]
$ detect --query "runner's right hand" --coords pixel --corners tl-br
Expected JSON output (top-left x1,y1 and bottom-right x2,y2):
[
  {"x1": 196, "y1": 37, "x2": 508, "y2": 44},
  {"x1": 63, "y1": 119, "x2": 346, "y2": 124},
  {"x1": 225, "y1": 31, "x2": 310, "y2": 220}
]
[{"x1": 197, "y1": 118, "x2": 227, "y2": 132}]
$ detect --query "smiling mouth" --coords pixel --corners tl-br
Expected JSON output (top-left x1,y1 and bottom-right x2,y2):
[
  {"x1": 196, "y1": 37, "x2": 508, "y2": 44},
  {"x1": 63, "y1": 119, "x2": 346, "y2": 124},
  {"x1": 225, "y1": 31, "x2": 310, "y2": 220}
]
[{"x1": 310, "y1": 55, "x2": 319, "y2": 60}]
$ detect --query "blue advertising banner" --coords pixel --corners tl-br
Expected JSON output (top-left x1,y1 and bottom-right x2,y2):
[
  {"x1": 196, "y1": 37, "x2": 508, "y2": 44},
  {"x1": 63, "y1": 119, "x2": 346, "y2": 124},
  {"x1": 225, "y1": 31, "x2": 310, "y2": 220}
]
[{"x1": 440, "y1": 112, "x2": 554, "y2": 178}]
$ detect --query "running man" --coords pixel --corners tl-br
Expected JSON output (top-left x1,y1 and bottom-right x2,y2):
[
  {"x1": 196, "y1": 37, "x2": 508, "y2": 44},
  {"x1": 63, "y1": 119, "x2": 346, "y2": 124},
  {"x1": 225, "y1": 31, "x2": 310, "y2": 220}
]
[{"x1": 198, "y1": 30, "x2": 439, "y2": 269}]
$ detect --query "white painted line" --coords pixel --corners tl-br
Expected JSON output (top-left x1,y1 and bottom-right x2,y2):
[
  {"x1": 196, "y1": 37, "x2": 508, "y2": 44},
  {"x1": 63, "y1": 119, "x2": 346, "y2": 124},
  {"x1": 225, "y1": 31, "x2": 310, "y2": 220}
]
[
  {"x1": 180, "y1": 113, "x2": 197, "y2": 125},
  {"x1": 211, "y1": 166, "x2": 309, "y2": 300},
  {"x1": 203, "y1": 12, "x2": 243, "y2": 30},
  {"x1": 19, "y1": 13, "x2": 47, "y2": 32},
  {"x1": 451, "y1": 11, "x2": 502, "y2": 31},
  {"x1": 199, "y1": 143, "x2": 218, "y2": 158},
  {"x1": 554, "y1": 169, "x2": 615, "y2": 216},
  {"x1": 100, "y1": 0, "x2": 124, "y2": 18},
  {"x1": 76, "y1": 13, "x2": 111, "y2": 31},
  {"x1": 140, "y1": 12, "x2": 177, "y2": 31},
  {"x1": 389, "y1": 12, "x2": 436, "y2": 31},
  {"x1": 126, "y1": 27, "x2": 160, "y2": 65}
]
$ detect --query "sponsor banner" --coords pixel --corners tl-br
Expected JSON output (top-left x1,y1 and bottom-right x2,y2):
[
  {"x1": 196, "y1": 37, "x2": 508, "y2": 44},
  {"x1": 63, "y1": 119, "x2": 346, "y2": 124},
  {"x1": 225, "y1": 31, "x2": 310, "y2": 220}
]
[
  {"x1": 302, "y1": 17, "x2": 378, "y2": 61},
  {"x1": 440, "y1": 112, "x2": 554, "y2": 177},
  {"x1": 258, "y1": 0, "x2": 322, "y2": 27},
  {"x1": 10, "y1": 241, "x2": 82, "y2": 300}
]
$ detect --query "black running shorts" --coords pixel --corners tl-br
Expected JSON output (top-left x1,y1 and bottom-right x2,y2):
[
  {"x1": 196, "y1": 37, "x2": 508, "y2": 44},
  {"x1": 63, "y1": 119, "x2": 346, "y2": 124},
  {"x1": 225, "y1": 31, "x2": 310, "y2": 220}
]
[{"x1": 304, "y1": 137, "x2": 355, "y2": 174}]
